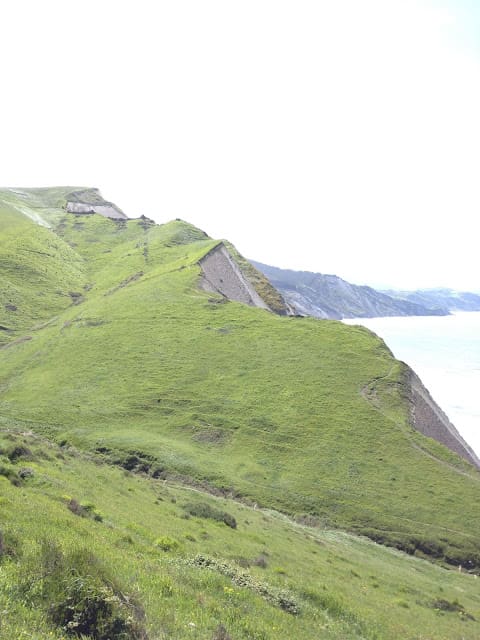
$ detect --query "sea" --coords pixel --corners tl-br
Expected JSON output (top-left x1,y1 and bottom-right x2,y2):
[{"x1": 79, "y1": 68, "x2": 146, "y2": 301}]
[{"x1": 343, "y1": 312, "x2": 480, "y2": 457}]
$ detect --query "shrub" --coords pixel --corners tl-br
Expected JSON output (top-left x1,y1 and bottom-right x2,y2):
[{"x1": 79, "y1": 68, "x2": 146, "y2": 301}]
[
  {"x1": 183, "y1": 502, "x2": 237, "y2": 529},
  {"x1": 22, "y1": 541, "x2": 148, "y2": 639},
  {"x1": 7, "y1": 445, "x2": 33, "y2": 462},
  {"x1": 121, "y1": 454, "x2": 143, "y2": 471},
  {"x1": 212, "y1": 624, "x2": 232, "y2": 640},
  {"x1": 430, "y1": 598, "x2": 475, "y2": 619},
  {"x1": 252, "y1": 554, "x2": 268, "y2": 569},
  {"x1": 0, "y1": 529, "x2": 19, "y2": 559},
  {"x1": 222, "y1": 512, "x2": 237, "y2": 529},
  {"x1": 66, "y1": 498, "x2": 103, "y2": 522},
  {"x1": 0, "y1": 463, "x2": 19, "y2": 485},
  {"x1": 188, "y1": 554, "x2": 299, "y2": 615},
  {"x1": 67, "y1": 498, "x2": 86, "y2": 517},
  {"x1": 18, "y1": 467, "x2": 34, "y2": 479},
  {"x1": 80, "y1": 501, "x2": 103, "y2": 522},
  {"x1": 154, "y1": 536, "x2": 179, "y2": 552}
]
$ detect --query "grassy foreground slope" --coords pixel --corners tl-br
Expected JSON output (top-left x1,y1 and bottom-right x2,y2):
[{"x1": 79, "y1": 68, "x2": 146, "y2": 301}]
[
  {"x1": 1, "y1": 428, "x2": 479, "y2": 640},
  {"x1": 0, "y1": 190, "x2": 479, "y2": 574}
]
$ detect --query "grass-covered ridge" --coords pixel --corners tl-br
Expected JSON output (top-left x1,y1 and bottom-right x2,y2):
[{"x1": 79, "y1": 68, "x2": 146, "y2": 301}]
[
  {"x1": 2, "y1": 187, "x2": 480, "y2": 637},
  {"x1": 0, "y1": 188, "x2": 479, "y2": 580},
  {"x1": 0, "y1": 188, "x2": 480, "y2": 596},
  {"x1": 1, "y1": 427, "x2": 479, "y2": 639}
]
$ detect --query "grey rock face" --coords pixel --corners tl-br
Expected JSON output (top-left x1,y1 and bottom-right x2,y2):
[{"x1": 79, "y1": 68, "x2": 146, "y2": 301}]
[
  {"x1": 406, "y1": 366, "x2": 480, "y2": 469},
  {"x1": 65, "y1": 189, "x2": 128, "y2": 220},
  {"x1": 199, "y1": 244, "x2": 270, "y2": 310}
]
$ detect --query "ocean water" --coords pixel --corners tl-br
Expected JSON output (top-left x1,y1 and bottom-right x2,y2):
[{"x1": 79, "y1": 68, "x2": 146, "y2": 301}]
[{"x1": 344, "y1": 312, "x2": 480, "y2": 457}]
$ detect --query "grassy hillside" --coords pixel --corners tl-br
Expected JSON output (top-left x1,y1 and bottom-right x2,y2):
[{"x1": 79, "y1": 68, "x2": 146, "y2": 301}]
[
  {"x1": 1, "y1": 427, "x2": 479, "y2": 640},
  {"x1": 1, "y1": 188, "x2": 480, "y2": 638},
  {"x1": 0, "y1": 203, "x2": 85, "y2": 344},
  {"x1": 0, "y1": 191, "x2": 479, "y2": 570}
]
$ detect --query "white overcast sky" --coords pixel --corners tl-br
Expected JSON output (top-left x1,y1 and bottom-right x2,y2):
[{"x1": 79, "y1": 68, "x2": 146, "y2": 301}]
[{"x1": 2, "y1": 0, "x2": 479, "y2": 290}]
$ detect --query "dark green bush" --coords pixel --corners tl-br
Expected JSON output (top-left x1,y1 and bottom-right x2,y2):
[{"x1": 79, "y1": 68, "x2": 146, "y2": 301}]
[
  {"x1": 66, "y1": 498, "x2": 103, "y2": 522},
  {"x1": 154, "y1": 536, "x2": 179, "y2": 552},
  {"x1": 23, "y1": 541, "x2": 147, "y2": 639},
  {"x1": 0, "y1": 463, "x2": 19, "y2": 485},
  {"x1": 183, "y1": 502, "x2": 237, "y2": 529},
  {"x1": 121, "y1": 454, "x2": 144, "y2": 471},
  {"x1": 430, "y1": 598, "x2": 475, "y2": 620},
  {"x1": 0, "y1": 529, "x2": 19, "y2": 559},
  {"x1": 8, "y1": 445, "x2": 33, "y2": 462},
  {"x1": 432, "y1": 598, "x2": 464, "y2": 612}
]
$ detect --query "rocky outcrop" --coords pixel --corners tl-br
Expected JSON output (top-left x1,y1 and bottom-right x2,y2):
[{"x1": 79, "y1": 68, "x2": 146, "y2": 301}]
[
  {"x1": 406, "y1": 366, "x2": 480, "y2": 469},
  {"x1": 65, "y1": 188, "x2": 128, "y2": 220},
  {"x1": 199, "y1": 244, "x2": 271, "y2": 311}
]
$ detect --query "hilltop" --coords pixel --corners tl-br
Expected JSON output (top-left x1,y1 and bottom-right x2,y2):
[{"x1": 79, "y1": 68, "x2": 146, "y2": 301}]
[{"x1": 1, "y1": 187, "x2": 480, "y2": 638}]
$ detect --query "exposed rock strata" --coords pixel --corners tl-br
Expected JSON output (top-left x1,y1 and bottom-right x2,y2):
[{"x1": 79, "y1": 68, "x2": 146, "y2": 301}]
[
  {"x1": 199, "y1": 243, "x2": 270, "y2": 310},
  {"x1": 251, "y1": 261, "x2": 448, "y2": 319},
  {"x1": 406, "y1": 366, "x2": 480, "y2": 469},
  {"x1": 65, "y1": 188, "x2": 128, "y2": 220}
]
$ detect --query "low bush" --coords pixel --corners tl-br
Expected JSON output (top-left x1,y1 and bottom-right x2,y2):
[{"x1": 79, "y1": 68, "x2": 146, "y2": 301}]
[
  {"x1": 18, "y1": 467, "x2": 34, "y2": 479},
  {"x1": 154, "y1": 536, "x2": 179, "y2": 552},
  {"x1": 188, "y1": 554, "x2": 299, "y2": 615},
  {"x1": 0, "y1": 463, "x2": 19, "y2": 485},
  {"x1": 7, "y1": 444, "x2": 33, "y2": 462},
  {"x1": 21, "y1": 540, "x2": 148, "y2": 639},
  {"x1": 183, "y1": 502, "x2": 237, "y2": 529},
  {"x1": 66, "y1": 498, "x2": 103, "y2": 522},
  {"x1": 252, "y1": 554, "x2": 268, "y2": 568},
  {"x1": 0, "y1": 529, "x2": 19, "y2": 559}
]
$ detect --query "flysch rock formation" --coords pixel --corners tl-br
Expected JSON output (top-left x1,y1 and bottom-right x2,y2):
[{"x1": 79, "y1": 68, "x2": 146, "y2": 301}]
[
  {"x1": 407, "y1": 365, "x2": 480, "y2": 469},
  {"x1": 65, "y1": 188, "x2": 128, "y2": 220},
  {"x1": 199, "y1": 243, "x2": 271, "y2": 311}
]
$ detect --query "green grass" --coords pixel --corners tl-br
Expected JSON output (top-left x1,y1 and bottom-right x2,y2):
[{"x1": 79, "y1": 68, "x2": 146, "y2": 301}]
[
  {"x1": 0, "y1": 189, "x2": 479, "y2": 572},
  {"x1": 1, "y1": 428, "x2": 479, "y2": 639},
  {"x1": 0, "y1": 204, "x2": 85, "y2": 343},
  {"x1": 1, "y1": 188, "x2": 480, "y2": 637}
]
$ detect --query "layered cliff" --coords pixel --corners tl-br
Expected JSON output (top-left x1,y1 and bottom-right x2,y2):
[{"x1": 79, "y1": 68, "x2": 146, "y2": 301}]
[{"x1": 251, "y1": 261, "x2": 448, "y2": 318}]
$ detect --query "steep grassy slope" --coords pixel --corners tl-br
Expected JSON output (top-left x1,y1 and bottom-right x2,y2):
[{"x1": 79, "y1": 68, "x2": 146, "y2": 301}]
[
  {"x1": 1, "y1": 427, "x2": 479, "y2": 640},
  {"x1": 0, "y1": 191, "x2": 479, "y2": 578},
  {"x1": 0, "y1": 203, "x2": 85, "y2": 344}
]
